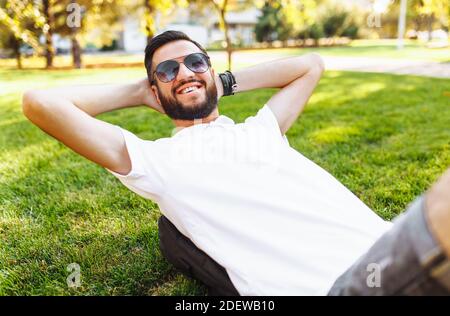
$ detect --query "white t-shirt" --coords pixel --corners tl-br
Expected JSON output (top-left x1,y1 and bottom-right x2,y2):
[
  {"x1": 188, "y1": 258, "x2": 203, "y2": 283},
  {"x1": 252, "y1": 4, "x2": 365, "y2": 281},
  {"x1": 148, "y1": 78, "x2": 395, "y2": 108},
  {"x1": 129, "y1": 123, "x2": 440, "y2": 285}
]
[{"x1": 107, "y1": 105, "x2": 392, "y2": 295}]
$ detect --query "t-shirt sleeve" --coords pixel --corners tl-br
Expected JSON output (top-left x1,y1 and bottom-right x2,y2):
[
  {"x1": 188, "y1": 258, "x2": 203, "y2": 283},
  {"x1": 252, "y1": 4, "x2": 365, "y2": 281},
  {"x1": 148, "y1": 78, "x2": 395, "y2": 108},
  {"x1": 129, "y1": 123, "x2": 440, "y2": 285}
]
[
  {"x1": 244, "y1": 104, "x2": 289, "y2": 145},
  {"x1": 105, "y1": 126, "x2": 164, "y2": 200}
]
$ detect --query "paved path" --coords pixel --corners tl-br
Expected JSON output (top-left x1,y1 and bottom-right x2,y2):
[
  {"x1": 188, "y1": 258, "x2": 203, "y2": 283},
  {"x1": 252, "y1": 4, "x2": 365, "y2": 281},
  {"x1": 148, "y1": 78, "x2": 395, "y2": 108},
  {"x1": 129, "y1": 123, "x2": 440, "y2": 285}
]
[
  {"x1": 209, "y1": 51, "x2": 450, "y2": 79},
  {"x1": 322, "y1": 56, "x2": 450, "y2": 79}
]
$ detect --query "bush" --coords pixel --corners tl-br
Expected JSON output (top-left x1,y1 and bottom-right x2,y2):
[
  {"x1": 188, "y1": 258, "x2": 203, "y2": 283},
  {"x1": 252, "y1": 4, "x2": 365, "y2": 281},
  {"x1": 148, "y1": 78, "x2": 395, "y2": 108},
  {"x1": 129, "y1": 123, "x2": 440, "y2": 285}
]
[
  {"x1": 254, "y1": 1, "x2": 292, "y2": 42},
  {"x1": 342, "y1": 24, "x2": 359, "y2": 39},
  {"x1": 322, "y1": 11, "x2": 349, "y2": 37},
  {"x1": 308, "y1": 23, "x2": 325, "y2": 40}
]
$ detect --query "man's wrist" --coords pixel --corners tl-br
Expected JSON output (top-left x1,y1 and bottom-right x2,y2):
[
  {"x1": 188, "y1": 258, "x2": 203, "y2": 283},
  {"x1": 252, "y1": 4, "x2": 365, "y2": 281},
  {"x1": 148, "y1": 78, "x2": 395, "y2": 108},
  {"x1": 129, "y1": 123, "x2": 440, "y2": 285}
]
[{"x1": 218, "y1": 71, "x2": 237, "y2": 97}]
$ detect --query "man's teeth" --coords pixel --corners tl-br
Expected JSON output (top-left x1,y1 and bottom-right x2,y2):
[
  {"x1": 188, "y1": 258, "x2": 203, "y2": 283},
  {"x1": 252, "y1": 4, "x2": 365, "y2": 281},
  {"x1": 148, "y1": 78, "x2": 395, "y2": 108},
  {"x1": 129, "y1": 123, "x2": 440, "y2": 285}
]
[{"x1": 181, "y1": 86, "x2": 199, "y2": 94}]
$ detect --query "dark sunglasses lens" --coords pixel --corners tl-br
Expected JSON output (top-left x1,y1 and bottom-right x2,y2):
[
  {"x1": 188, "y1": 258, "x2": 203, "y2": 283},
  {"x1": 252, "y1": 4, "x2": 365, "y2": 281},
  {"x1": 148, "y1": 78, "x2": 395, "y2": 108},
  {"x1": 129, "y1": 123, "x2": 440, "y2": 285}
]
[
  {"x1": 156, "y1": 60, "x2": 179, "y2": 82},
  {"x1": 185, "y1": 54, "x2": 209, "y2": 73}
]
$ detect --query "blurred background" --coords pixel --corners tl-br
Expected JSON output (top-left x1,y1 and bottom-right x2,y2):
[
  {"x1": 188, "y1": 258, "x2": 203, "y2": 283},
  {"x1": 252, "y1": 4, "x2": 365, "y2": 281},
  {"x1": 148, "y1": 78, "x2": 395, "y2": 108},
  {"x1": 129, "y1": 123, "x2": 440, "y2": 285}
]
[{"x1": 1, "y1": 0, "x2": 449, "y2": 70}]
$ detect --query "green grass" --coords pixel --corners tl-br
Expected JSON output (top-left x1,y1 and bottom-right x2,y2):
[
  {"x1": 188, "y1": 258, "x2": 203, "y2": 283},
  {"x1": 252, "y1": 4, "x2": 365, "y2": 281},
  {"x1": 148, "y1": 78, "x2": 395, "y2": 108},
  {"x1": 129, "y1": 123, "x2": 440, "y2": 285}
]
[{"x1": 1, "y1": 66, "x2": 449, "y2": 295}]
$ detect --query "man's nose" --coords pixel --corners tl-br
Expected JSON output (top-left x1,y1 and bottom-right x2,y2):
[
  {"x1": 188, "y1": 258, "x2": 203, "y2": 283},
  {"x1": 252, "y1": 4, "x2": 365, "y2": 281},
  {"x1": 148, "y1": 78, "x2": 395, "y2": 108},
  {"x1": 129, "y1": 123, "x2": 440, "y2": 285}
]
[{"x1": 176, "y1": 62, "x2": 195, "y2": 80}]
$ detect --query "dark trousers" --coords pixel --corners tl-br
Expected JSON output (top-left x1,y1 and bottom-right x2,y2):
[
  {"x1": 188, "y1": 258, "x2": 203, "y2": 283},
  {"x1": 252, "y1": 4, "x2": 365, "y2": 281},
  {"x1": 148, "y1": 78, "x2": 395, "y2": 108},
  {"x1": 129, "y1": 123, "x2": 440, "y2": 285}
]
[{"x1": 158, "y1": 216, "x2": 240, "y2": 296}]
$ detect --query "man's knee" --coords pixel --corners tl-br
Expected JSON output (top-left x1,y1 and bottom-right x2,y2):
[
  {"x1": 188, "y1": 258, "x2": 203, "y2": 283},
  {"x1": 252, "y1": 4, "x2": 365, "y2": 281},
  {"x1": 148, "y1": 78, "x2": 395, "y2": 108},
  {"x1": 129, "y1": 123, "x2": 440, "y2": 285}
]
[{"x1": 424, "y1": 168, "x2": 450, "y2": 259}]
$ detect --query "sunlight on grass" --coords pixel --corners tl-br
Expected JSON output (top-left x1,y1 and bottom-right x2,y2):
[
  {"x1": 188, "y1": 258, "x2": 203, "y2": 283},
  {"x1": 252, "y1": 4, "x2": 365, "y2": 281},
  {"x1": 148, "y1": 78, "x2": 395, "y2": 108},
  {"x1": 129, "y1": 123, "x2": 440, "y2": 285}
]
[
  {"x1": 310, "y1": 125, "x2": 360, "y2": 145},
  {"x1": 312, "y1": 78, "x2": 386, "y2": 105},
  {"x1": 0, "y1": 141, "x2": 60, "y2": 181}
]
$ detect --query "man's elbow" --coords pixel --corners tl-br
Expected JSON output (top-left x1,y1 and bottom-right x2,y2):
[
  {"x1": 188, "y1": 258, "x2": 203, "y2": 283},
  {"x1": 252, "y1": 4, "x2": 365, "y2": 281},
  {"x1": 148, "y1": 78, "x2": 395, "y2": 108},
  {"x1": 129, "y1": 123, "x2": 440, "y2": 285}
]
[
  {"x1": 22, "y1": 90, "x2": 46, "y2": 120},
  {"x1": 308, "y1": 53, "x2": 325, "y2": 75}
]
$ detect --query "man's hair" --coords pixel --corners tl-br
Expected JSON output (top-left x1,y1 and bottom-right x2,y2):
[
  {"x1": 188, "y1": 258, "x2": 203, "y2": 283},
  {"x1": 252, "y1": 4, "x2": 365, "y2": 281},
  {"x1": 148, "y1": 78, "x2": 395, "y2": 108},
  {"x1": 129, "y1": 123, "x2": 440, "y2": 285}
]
[{"x1": 144, "y1": 30, "x2": 208, "y2": 85}]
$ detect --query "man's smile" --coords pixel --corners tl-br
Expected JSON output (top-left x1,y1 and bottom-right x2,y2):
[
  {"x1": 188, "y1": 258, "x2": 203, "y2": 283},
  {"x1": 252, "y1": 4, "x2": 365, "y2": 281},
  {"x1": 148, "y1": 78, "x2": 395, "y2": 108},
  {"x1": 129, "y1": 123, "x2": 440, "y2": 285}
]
[{"x1": 176, "y1": 82, "x2": 203, "y2": 94}]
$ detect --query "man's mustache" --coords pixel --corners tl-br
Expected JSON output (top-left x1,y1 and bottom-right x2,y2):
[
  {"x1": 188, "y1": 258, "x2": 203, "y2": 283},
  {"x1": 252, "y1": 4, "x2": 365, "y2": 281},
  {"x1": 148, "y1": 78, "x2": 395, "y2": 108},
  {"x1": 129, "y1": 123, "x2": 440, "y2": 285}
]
[{"x1": 172, "y1": 79, "x2": 207, "y2": 95}]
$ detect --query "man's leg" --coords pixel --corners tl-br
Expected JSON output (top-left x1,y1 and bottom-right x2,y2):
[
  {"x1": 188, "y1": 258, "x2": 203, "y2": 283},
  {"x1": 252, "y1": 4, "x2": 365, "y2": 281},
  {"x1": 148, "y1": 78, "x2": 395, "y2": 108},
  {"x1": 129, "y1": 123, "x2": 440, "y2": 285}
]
[
  {"x1": 425, "y1": 168, "x2": 450, "y2": 259},
  {"x1": 328, "y1": 169, "x2": 450, "y2": 296},
  {"x1": 157, "y1": 216, "x2": 240, "y2": 296}
]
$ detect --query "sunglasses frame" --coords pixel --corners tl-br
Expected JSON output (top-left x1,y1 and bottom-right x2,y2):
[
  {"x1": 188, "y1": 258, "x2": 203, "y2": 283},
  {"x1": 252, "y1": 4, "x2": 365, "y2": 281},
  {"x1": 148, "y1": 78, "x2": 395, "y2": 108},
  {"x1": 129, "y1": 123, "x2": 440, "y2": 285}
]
[{"x1": 152, "y1": 53, "x2": 211, "y2": 84}]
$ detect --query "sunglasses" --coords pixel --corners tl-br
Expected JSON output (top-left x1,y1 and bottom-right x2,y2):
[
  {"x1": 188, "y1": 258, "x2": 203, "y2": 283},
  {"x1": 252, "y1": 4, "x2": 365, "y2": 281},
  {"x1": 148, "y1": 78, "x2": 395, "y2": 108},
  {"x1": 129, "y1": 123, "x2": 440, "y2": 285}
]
[{"x1": 153, "y1": 53, "x2": 211, "y2": 83}]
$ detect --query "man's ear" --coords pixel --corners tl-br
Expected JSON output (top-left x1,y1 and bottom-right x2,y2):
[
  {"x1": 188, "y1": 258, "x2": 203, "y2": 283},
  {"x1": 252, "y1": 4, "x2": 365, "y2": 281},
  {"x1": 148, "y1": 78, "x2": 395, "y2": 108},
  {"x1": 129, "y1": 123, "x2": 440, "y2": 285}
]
[{"x1": 151, "y1": 84, "x2": 162, "y2": 106}]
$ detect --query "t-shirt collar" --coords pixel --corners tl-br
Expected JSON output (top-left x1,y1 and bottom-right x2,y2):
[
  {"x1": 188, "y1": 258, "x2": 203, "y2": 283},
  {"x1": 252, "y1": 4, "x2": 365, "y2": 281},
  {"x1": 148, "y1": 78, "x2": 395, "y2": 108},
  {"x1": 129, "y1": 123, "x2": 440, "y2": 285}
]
[
  {"x1": 211, "y1": 114, "x2": 234, "y2": 125},
  {"x1": 172, "y1": 114, "x2": 235, "y2": 136}
]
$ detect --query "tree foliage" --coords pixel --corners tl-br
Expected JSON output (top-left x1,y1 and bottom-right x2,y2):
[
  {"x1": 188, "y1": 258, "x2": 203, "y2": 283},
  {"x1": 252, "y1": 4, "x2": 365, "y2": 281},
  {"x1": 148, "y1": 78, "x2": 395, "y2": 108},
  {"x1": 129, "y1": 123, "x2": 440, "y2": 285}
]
[
  {"x1": 0, "y1": 0, "x2": 46, "y2": 68},
  {"x1": 254, "y1": 0, "x2": 291, "y2": 42},
  {"x1": 0, "y1": 1, "x2": 44, "y2": 52}
]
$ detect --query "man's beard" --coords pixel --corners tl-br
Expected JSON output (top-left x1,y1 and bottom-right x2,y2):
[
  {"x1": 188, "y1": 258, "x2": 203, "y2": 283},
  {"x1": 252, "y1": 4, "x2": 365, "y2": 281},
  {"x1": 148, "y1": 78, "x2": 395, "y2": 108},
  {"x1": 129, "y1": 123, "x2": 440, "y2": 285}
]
[{"x1": 157, "y1": 78, "x2": 218, "y2": 120}]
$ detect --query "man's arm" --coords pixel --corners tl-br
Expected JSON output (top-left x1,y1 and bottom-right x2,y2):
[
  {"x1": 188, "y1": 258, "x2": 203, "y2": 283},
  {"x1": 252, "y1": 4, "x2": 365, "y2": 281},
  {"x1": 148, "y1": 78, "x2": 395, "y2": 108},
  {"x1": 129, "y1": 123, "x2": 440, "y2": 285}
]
[
  {"x1": 216, "y1": 53, "x2": 324, "y2": 134},
  {"x1": 22, "y1": 79, "x2": 160, "y2": 175}
]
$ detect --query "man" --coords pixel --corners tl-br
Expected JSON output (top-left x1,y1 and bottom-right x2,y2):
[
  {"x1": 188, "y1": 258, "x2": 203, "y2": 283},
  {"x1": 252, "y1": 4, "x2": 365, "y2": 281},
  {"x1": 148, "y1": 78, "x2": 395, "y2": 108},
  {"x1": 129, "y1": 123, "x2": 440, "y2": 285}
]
[{"x1": 22, "y1": 31, "x2": 450, "y2": 296}]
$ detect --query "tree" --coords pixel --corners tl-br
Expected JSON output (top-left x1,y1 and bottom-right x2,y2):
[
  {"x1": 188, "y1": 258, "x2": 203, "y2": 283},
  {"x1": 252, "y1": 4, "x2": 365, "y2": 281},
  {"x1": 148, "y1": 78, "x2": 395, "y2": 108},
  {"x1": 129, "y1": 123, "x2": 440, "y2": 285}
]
[
  {"x1": 1, "y1": 0, "x2": 59, "y2": 69},
  {"x1": 411, "y1": 0, "x2": 449, "y2": 41},
  {"x1": 254, "y1": 0, "x2": 292, "y2": 42},
  {"x1": 140, "y1": 0, "x2": 188, "y2": 42},
  {"x1": 0, "y1": 0, "x2": 45, "y2": 69},
  {"x1": 52, "y1": 0, "x2": 129, "y2": 68},
  {"x1": 322, "y1": 9, "x2": 348, "y2": 37},
  {"x1": 210, "y1": 0, "x2": 258, "y2": 70},
  {"x1": 185, "y1": 0, "x2": 256, "y2": 70},
  {"x1": 279, "y1": 0, "x2": 317, "y2": 39},
  {"x1": 385, "y1": 0, "x2": 449, "y2": 40},
  {"x1": 0, "y1": 24, "x2": 23, "y2": 68},
  {"x1": 42, "y1": 0, "x2": 55, "y2": 68},
  {"x1": 212, "y1": 0, "x2": 232, "y2": 69}
]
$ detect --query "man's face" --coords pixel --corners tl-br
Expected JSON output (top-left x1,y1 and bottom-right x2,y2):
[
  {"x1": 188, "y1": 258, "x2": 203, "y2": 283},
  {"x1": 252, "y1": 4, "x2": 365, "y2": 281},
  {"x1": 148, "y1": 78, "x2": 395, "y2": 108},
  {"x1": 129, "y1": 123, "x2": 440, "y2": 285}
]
[{"x1": 151, "y1": 40, "x2": 218, "y2": 120}]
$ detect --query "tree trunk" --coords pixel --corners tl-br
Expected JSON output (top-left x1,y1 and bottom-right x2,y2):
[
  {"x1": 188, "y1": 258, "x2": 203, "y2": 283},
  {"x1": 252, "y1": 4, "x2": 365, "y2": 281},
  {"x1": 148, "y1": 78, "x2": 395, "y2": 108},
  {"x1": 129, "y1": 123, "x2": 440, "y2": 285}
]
[
  {"x1": 71, "y1": 36, "x2": 82, "y2": 69},
  {"x1": 144, "y1": 0, "x2": 154, "y2": 43},
  {"x1": 69, "y1": 0, "x2": 82, "y2": 69},
  {"x1": 427, "y1": 14, "x2": 434, "y2": 42},
  {"x1": 13, "y1": 39, "x2": 22, "y2": 69},
  {"x1": 43, "y1": 0, "x2": 54, "y2": 68},
  {"x1": 220, "y1": 7, "x2": 232, "y2": 71}
]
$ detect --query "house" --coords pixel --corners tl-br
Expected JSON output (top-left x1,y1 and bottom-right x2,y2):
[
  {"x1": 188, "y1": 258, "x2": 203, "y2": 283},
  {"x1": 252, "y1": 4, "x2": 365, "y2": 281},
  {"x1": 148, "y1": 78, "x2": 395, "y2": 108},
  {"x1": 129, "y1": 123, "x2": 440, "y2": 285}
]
[{"x1": 120, "y1": 6, "x2": 261, "y2": 52}]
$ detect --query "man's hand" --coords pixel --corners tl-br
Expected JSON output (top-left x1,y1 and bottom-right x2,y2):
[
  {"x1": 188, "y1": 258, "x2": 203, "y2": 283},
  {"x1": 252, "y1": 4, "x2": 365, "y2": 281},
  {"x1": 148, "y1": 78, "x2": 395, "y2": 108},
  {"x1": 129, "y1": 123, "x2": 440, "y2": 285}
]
[
  {"x1": 138, "y1": 78, "x2": 165, "y2": 114},
  {"x1": 214, "y1": 73, "x2": 224, "y2": 99},
  {"x1": 21, "y1": 79, "x2": 160, "y2": 176}
]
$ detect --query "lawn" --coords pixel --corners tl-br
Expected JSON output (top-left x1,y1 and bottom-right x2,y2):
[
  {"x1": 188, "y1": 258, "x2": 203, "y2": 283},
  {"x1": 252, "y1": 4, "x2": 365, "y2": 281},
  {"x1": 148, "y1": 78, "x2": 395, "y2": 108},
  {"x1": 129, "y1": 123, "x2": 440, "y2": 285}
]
[{"x1": 0, "y1": 66, "x2": 449, "y2": 295}]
